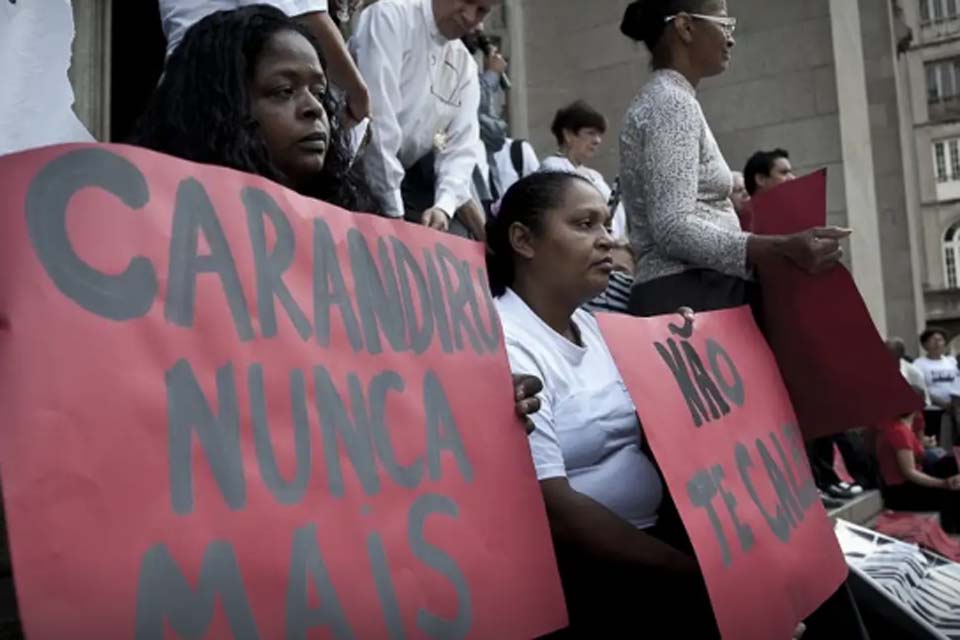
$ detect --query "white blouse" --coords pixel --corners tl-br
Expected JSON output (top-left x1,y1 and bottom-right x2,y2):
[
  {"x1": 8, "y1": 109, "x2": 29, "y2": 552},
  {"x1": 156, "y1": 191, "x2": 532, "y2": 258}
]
[{"x1": 620, "y1": 69, "x2": 749, "y2": 283}]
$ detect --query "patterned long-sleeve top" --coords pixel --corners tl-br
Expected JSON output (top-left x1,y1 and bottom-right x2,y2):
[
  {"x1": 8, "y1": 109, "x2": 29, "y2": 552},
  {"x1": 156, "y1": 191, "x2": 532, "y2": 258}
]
[{"x1": 620, "y1": 69, "x2": 750, "y2": 284}]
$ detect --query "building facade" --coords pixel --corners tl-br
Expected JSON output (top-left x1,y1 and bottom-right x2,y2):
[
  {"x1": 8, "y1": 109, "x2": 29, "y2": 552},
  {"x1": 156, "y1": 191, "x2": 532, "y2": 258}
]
[
  {"x1": 65, "y1": 0, "x2": 955, "y2": 352},
  {"x1": 496, "y1": 0, "x2": 939, "y2": 352},
  {"x1": 897, "y1": 0, "x2": 960, "y2": 343}
]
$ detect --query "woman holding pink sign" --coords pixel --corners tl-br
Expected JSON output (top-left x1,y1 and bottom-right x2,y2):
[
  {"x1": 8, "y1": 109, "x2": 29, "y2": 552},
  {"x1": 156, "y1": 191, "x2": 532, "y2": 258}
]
[
  {"x1": 486, "y1": 171, "x2": 719, "y2": 637},
  {"x1": 617, "y1": 0, "x2": 850, "y2": 316}
]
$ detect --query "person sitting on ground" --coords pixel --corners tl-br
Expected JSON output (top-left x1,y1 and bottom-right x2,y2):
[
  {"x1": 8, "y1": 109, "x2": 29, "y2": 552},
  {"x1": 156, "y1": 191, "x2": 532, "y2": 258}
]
[
  {"x1": 486, "y1": 171, "x2": 718, "y2": 637},
  {"x1": 875, "y1": 412, "x2": 960, "y2": 534},
  {"x1": 743, "y1": 147, "x2": 796, "y2": 197},
  {"x1": 129, "y1": 6, "x2": 541, "y2": 427},
  {"x1": 132, "y1": 5, "x2": 376, "y2": 212},
  {"x1": 886, "y1": 337, "x2": 943, "y2": 464}
]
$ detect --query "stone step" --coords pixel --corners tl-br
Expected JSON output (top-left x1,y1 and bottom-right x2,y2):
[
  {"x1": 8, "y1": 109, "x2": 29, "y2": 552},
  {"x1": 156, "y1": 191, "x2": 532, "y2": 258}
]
[{"x1": 827, "y1": 489, "x2": 884, "y2": 526}]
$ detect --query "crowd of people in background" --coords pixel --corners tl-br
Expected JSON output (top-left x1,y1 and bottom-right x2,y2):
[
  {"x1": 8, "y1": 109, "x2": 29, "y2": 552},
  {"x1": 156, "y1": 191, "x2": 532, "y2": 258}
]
[{"x1": 5, "y1": 0, "x2": 960, "y2": 637}]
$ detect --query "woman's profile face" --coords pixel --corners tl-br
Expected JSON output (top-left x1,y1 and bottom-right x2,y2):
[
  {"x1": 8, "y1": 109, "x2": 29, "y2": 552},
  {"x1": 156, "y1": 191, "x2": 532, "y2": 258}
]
[
  {"x1": 564, "y1": 127, "x2": 604, "y2": 163},
  {"x1": 521, "y1": 179, "x2": 615, "y2": 302},
  {"x1": 249, "y1": 30, "x2": 331, "y2": 191},
  {"x1": 688, "y1": 0, "x2": 736, "y2": 78}
]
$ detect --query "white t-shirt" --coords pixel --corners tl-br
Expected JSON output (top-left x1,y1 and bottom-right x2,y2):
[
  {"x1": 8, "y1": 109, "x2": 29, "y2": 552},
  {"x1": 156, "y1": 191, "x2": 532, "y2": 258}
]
[
  {"x1": 0, "y1": 0, "x2": 93, "y2": 157},
  {"x1": 900, "y1": 359, "x2": 930, "y2": 407},
  {"x1": 496, "y1": 289, "x2": 663, "y2": 529},
  {"x1": 493, "y1": 138, "x2": 540, "y2": 195},
  {"x1": 914, "y1": 355, "x2": 959, "y2": 408},
  {"x1": 539, "y1": 155, "x2": 626, "y2": 240},
  {"x1": 160, "y1": 0, "x2": 329, "y2": 57}
]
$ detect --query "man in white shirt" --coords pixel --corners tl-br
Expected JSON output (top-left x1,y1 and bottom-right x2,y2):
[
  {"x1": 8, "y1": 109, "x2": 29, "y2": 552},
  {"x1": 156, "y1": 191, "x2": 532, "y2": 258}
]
[
  {"x1": 0, "y1": 0, "x2": 93, "y2": 157},
  {"x1": 914, "y1": 328, "x2": 959, "y2": 441},
  {"x1": 159, "y1": 0, "x2": 370, "y2": 123},
  {"x1": 350, "y1": 0, "x2": 496, "y2": 235}
]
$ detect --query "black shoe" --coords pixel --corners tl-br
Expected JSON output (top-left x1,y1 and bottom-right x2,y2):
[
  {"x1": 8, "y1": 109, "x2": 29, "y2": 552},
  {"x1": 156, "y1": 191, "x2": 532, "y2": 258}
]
[
  {"x1": 826, "y1": 483, "x2": 857, "y2": 500},
  {"x1": 819, "y1": 491, "x2": 845, "y2": 509}
]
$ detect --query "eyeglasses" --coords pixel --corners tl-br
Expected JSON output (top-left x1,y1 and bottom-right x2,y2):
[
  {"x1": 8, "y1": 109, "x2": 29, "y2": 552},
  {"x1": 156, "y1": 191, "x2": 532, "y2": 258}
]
[{"x1": 665, "y1": 13, "x2": 737, "y2": 38}]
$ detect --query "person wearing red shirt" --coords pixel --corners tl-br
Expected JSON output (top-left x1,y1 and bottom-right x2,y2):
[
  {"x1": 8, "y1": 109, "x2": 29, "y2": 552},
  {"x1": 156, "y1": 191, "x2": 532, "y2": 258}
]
[{"x1": 876, "y1": 414, "x2": 960, "y2": 533}]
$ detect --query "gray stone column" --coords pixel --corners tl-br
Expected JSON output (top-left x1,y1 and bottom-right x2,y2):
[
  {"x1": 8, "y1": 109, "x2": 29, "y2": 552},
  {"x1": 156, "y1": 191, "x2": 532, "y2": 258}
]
[
  {"x1": 829, "y1": 0, "x2": 889, "y2": 336},
  {"x1": 69, "y1": 0, "x2": 112, "y2": 141},
  {"x1": 887, "y1": 0, "x2": 929, "y2": 335},
  {"x1": 504, "y1": 0, "x2": 529, "y2": 139}
]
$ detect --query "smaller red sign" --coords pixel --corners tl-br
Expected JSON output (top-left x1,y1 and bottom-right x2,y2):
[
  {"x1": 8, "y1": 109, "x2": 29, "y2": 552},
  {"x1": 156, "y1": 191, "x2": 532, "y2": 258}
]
[
  {"x1": 599, "y1": 307, "x2": 848, "y2": 640},
  {"x1": 751, "y1": 170, "x2": 922, "y2": 439}
]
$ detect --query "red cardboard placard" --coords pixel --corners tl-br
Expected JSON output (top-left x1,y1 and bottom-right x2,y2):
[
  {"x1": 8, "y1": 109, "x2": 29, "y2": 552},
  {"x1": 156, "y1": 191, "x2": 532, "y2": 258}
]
[
  {"x1": 598, "y1": 307, "x2": 848, "y2": 640},
  {"x1": 0, "y1": 144, "x2": 566, "y2": 639},
  {"x1": 750, "y1": 170, "x2": 921, "y2": 439}
]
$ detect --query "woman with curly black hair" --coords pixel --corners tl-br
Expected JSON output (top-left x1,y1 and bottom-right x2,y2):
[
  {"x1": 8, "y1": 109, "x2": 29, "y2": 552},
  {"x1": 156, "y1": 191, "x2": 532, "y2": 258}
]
[{"x1": 132, "y1": 4, "x2": 377, "y2": 213}]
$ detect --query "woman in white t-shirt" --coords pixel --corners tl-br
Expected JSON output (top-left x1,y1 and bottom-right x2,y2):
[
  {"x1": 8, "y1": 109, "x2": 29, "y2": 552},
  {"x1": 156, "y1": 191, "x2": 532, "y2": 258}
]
[
  {"x1": 914, "y1": 328, "x2": 960, "y2": 440},
  {"x1": 485, "y1": 171, "x2": 718, "y2": 637}
]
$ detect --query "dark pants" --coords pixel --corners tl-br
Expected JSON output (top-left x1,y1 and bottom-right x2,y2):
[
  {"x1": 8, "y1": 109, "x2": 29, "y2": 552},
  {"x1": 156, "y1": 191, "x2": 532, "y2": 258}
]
[
  {"x1": 536, "y1": 443, "x2": 721, "y2": 638},
  {"x1": 540, "y1": 531, "x2": 719, "y2": 638},
  {"x1": 804, "y1": 583, "x2": 871, "y2": 640},
  {"x1": 809, "y1": 437, "x2": 841, "y2": 490},
  {"x1": 882, "y1": 456, "x2": 960, "y2": 533},
  {"x1": 809, "y1": 432, "x2": 878, "y2": 491},
  {"x1": 628, "y1": 268, "x2": 755, "y2": 318},
  {"x1": 923, "y1": 409, "x2": 944, "y2": 439}
]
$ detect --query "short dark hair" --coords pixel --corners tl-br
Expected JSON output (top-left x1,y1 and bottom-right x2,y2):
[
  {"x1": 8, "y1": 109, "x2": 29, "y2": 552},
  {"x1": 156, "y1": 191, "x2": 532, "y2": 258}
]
[
  {"x1": 743, "y1": 148, "x2": 791, "y2": 196},
  {"x1": 920, "y1": 327, "x2": 950, "y2": 346},
  {"x1": 550, "y1": 101, "x2": 607, "y2": 148},
  {"x1": 131, "y1": 6, "x2": 375, "y2": 212},
  {"x1": 620, "y1": 0, "x2": 717, "y2": 57},
  {"x1": 486, "y1": 172, "x2": 596, "y2": 297}
]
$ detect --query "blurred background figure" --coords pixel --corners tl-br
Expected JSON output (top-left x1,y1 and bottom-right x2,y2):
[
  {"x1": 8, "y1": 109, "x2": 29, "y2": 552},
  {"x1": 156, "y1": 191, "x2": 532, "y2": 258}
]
[
  {"x1": 540, "y1": 100, "x2": 625, "y2": 241},
  {"x1": 463, "y1": 26, "x2": 540, "y2": 201},
  {"x1": 730, "y1": 170, "x2": 752, "y2": 230},
  {"x1": 743, "y1": 147, "x2": 796, "y2": 197}
]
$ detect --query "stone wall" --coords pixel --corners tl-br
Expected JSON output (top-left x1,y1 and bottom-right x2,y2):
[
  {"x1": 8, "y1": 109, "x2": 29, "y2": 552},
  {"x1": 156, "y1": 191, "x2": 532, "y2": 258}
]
[
  {"x1": 858, "y1": 0, "x2": 920, "y2": 343},
  {"x1": 517, "y1": 0, "x2": 919, "y2": 341}
]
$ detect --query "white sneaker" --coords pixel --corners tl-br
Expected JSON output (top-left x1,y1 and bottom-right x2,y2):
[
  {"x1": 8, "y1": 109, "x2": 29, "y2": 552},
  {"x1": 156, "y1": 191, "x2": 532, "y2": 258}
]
[{"x1": 837, "y1": 482, "x2": 864, "y2": 495}]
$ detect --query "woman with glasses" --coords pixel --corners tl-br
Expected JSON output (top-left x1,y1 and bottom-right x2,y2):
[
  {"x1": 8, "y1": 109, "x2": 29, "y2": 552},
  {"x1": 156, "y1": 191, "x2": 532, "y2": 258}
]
[{"x1": 618, "y1": 0, "x2": 850, "y2": 316}]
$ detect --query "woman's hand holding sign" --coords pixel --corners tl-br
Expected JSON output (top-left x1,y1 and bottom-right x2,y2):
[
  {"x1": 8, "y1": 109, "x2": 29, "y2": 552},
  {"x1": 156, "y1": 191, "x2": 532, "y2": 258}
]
[
  {"x1": 748, "y1": 227, "x2": 852, "y2": 275},
  {"x1": 512, "y1": 374, "x2": 543, "y2": 435}
]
